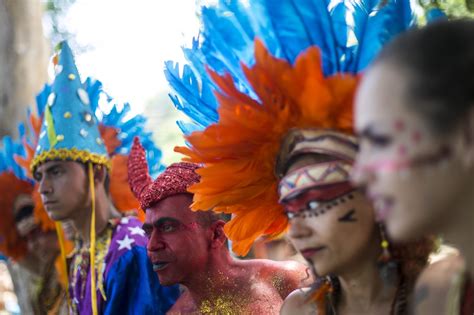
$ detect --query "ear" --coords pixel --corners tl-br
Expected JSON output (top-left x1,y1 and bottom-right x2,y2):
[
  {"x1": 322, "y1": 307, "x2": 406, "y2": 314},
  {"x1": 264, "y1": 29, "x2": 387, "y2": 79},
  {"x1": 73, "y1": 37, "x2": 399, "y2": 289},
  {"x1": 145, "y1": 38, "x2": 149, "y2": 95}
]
[
  {"x1": 93, "y1": 164, "x2": 107, "y2": 186},
  {"x1": 458, "y1": 107, "x2": 474, "y2": 167},
  {"x1": 209, "y1": 220, "x2": 227, "y2": 249}
]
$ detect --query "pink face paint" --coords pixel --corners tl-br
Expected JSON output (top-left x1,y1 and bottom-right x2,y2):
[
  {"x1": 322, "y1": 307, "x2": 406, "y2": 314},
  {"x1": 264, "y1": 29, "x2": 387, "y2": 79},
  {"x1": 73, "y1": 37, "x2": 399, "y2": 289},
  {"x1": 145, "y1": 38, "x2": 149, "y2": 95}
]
[
  {"x1": 412, "y1": 130, "x2": 422, "y2": 144},
  {"x1": 397, "y1": 145, "x2": 407, "y2": 157},
  {"x1": 354, "y1": 145, "x2": 451, "y2": 175},
  {"x1": 394, "y1": 120, "x2": 405, "y2": 132}
]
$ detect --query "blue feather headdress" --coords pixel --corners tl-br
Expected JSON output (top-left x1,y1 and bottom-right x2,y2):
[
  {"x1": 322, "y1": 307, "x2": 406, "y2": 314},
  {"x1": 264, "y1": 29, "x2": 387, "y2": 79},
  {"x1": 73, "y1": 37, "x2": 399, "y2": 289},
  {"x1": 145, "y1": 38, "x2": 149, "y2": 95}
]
[
  {"x1": 165, "y1": 0, "x2": 415, "y2": 134},
  {"x1": 24, "y1": 77, "x2": 164, "y2": 178},
  {"x1": 166, "y1": 0, "x2": 416, "y2": 134}
]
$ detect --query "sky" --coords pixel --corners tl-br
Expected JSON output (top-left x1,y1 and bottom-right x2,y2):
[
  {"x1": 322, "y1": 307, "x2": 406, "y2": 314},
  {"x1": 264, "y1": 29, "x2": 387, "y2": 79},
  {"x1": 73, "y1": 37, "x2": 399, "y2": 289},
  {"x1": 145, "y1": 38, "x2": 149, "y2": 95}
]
[
  {"x1": 58, "y1": 0, "x2": 204, "y2": 111},
  {"x1": 43, "y1": 0, "x2": 216, "y2": 163}
]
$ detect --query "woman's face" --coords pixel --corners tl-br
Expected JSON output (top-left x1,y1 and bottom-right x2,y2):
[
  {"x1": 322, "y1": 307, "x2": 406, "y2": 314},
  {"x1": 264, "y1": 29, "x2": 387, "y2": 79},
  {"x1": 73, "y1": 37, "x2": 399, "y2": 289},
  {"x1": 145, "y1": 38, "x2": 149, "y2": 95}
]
[
  {"x1": 281, "y1": 157, "x2": 379, "y2": 276},
  {"x1": 353, "y1": 63, "x2": 472, "y2": 241}
]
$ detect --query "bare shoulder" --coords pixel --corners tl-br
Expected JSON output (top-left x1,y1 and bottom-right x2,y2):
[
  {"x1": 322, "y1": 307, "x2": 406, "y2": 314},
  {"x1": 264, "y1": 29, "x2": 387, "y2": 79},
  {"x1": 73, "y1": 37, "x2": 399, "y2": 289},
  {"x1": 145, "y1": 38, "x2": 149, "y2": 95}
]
[
  {"x1": 281, "y1": 287, "x2": 319, "y2": 315},
  {"x1": 244, "y1": 259, "x2": 312, "y2": 298},
  {"x1": 412, "y1": 254, "x2": 465, "y2": 314},
  {"x1": 249, "y1": 259, "x2": 309, "y2": 280},
  {"x1": 417, "y1": 253, "x2": 464, "y2": 288}
]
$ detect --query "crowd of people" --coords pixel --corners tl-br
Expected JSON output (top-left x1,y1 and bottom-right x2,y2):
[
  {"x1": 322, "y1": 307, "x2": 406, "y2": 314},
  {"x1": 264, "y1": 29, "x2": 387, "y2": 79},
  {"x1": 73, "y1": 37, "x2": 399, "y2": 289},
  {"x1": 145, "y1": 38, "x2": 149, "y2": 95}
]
[{"x1": 0, "y1": 0, "x2": 472, "y2": 314}]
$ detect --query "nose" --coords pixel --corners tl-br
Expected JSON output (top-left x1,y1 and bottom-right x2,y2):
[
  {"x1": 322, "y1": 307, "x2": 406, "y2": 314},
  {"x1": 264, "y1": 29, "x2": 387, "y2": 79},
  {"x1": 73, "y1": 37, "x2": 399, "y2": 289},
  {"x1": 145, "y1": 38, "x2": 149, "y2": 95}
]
[
  {"x1": 288, "y1": 216, "x2": 313, "y2": 240},
  {"x1": 146, "y1": 230, "x2": 166, "y2": 252},
  {"x1": 38, "y1": 176, "x2": 53, "y2": 196}
]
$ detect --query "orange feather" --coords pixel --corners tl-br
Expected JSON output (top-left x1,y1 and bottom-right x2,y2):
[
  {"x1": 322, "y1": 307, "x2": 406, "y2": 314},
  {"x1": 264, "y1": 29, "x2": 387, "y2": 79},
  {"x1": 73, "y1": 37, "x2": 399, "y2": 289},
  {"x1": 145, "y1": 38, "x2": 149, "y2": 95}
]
[{"x1": 176, "y1": 39, "x2": 358, "y2": 256}]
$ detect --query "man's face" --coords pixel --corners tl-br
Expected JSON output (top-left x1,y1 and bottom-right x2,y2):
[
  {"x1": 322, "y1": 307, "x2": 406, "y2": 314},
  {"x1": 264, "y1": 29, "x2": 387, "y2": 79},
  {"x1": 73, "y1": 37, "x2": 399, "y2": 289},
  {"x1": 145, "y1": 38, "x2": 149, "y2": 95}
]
[
  {"x1": 34, "y1": 160, "x2": 89, "y2": 222},
  {"x1": 143, "y1": 194, "x2": 211, "y2": 286},
  {"x1": 13, "y1": 194, "x2": 59, "y2": 263}
]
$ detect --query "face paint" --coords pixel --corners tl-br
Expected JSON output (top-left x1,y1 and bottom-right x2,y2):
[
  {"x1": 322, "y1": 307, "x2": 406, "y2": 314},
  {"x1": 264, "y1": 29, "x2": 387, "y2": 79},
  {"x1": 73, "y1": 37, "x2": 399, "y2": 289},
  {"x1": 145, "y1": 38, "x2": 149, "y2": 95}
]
[
  {"x1": 354, "y1": 64, "x2": 470, "y2": 241},
  {"x1": 338, "y1": 209, "x2": 357, "y2": 222},
  {"x1": 354, "y1": 144, "x2": 451, "y2": 175},
  {"x1": 279, "y1": 161, "x2": 353, "y2": 202},
  {"x1": 283, "y1": 184, "x2": 356, "y2": 220}
]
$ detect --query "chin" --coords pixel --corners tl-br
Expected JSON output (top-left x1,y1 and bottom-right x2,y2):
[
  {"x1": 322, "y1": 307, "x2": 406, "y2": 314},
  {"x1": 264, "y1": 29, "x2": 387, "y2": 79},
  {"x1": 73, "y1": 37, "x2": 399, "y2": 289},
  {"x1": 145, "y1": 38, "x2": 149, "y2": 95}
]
[
  {"x1": 311, "y1": 262, "x2": 333, "y2": 277},
  {"x1": 386, "y1": 218, "x2": 424, "y2": 242},
  {"x1": 46, "y1": 210, "x2": 67, "y2": 222},
  {"x1": 156, "y1": 273, "x2": 180, "y2": 286}
]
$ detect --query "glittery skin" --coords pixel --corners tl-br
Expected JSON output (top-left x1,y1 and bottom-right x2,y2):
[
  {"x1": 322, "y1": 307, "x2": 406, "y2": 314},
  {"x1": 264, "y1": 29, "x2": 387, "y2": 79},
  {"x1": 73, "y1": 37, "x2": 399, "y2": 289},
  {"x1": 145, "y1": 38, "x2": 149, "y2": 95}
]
[{"x1": 128, "y1": 137, "x2": 200, "y2": 209}]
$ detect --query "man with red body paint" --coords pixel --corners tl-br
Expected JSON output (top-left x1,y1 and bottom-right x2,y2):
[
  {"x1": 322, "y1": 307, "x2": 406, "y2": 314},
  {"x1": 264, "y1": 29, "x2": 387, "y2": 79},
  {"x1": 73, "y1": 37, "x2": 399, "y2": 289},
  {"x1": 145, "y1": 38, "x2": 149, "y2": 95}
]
[{"x1": 128, "y1": 138, "x2": 310, "y2": 314}]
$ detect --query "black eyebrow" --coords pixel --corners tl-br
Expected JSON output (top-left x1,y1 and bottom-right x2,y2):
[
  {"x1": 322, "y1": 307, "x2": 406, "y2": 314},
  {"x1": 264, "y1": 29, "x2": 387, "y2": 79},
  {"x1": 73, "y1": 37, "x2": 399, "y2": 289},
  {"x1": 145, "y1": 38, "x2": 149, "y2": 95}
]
[
  {"x1": 357, "y1": 125, "x2": 375, "y2": 139},
  {"x1": 142, "y1": 217, "x2": 181, "y2": 230},
  {"x1": 46, "y1": 164, "x2": 64, "y2": 174}
]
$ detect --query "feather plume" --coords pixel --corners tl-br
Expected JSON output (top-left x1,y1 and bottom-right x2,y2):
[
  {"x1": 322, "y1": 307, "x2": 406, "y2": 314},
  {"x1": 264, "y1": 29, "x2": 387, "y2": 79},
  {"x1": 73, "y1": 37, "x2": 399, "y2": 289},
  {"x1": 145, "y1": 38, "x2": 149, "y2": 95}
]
[
  {"x1": 176, "y1": 41, "x2": 357, "y2": 255},
  {"x1": 167, "y1": 0, "x2": 414, "y2": 138}
]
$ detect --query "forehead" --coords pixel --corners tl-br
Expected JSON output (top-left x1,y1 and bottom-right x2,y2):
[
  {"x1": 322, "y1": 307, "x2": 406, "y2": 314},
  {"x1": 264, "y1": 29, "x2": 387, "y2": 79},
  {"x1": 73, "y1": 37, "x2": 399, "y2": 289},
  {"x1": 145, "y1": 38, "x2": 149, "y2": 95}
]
[
  {"x1": 355, "y1": 64, "x2": 411, "y2": 130},
  {"x1": 36, "y1": 160, "x2": 82, "y2": 173},
  {"x1": 145, "y1": 194, "x2": 195, "y2": 223}
]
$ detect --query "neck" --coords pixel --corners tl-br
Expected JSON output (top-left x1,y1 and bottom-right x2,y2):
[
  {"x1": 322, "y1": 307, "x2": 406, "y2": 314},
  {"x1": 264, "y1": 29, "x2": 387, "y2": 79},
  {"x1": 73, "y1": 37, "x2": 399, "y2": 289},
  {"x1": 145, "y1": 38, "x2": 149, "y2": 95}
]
[
  {"x1": 337, "y1": 247, "x2": 397, "y2": 313},
  {"x1": 184, "y1": 249, "x2": 238, "y2": 304},
  {"x1": 443, "y1": 201, "x2": 474, "y2": 277},
  {"x1": 71, "y1": 190, "x2": 119, "y2": 245}
]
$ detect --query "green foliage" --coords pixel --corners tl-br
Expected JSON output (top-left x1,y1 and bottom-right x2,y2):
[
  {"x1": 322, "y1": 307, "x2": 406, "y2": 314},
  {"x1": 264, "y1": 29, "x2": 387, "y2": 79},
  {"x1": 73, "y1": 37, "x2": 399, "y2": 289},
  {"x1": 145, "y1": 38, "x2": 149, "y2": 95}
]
[
  {"x1": 43, "y1": 0, "x2": 76, "y2": 45},
  {"x1": 418, "y1": 0, "x2": 474, "y2": 18}
]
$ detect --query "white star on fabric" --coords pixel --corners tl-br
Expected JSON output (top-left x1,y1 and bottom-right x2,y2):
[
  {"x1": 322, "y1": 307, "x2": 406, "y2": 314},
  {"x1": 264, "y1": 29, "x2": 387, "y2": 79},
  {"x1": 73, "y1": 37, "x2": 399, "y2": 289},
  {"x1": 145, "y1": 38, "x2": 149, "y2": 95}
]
[
  {"x1": 128, "y1": 226, "x2": 145, "y2": 237},
  {"x1": 120, "y1": 217, "x2": 130, "y2": 224},
  {"x1": 116, "y1": 235, "x2": 135, "y2": 251}
]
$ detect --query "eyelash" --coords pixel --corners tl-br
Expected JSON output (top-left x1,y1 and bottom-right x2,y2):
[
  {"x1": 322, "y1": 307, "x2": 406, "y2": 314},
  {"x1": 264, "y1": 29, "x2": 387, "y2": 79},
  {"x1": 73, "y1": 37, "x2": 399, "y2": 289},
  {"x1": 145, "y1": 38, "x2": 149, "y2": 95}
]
[{"x1": 368, "y1": 135, "x2": 392, "y2": 148}]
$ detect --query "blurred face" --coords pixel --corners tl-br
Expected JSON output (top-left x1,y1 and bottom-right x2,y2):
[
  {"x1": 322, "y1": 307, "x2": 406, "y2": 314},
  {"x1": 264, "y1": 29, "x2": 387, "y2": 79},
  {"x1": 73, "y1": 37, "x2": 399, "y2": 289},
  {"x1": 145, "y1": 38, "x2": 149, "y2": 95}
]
[
  {"x1": 281, "y1": 157, "x2": 378, "y2": 276},
  {"x1": 34, "y1": 161, "x2": 89, "y2": 222},
  {"x1": 353, "y1": 64, "x2": 471, "y2": 241},
  {"x1": 143, "y1": 194, "x2": 212, "y2": 286},
  {"x1": 13, "y1": 194, "x2": 58, "y2": 262}
]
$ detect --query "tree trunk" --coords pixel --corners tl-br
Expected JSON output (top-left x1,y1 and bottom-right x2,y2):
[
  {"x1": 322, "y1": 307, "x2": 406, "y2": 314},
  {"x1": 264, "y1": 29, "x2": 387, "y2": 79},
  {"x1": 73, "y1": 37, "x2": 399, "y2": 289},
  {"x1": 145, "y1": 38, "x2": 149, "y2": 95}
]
[
  {"x1": 0, "y1": 0, "x2": 48, "y2": 313},
  {"x1": 0, "y1": 0, "x2": 49, "y2": 138}
]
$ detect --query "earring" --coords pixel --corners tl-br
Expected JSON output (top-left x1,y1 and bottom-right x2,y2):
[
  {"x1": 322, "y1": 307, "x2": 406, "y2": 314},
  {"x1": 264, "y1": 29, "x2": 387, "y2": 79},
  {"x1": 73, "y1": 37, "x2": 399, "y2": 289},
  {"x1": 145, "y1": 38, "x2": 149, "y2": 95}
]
[{"x1": 377, "y1": 224, "x2": 398, "y2": 285}]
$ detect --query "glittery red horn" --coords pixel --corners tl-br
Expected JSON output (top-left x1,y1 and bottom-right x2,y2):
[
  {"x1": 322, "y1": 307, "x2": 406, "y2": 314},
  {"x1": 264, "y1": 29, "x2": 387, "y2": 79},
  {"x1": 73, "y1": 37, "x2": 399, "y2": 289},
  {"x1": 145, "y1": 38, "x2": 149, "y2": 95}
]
[{"x1": 127, "y1": 137, "x2": 152, "y2": 208}]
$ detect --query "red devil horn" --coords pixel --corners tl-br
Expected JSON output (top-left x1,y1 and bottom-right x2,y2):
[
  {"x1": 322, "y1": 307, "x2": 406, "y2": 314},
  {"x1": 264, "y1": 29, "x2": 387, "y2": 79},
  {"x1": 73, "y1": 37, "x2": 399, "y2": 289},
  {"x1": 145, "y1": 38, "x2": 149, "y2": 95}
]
[{"x1": 127, "y1": 137, "x2": 152, "y2": 206}]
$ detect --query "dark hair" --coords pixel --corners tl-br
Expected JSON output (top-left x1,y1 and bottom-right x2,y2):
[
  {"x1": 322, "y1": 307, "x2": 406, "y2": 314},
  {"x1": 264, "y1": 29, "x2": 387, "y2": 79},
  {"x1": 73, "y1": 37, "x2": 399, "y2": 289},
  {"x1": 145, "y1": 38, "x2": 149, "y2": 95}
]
[
  {"x1": 80, "y1": 163, "x2": 110, "y2": 193},
  {"x1": 374, "y1": 19, "x2": 474, "y2": 134},
  {"x1": 196, "y1": 210, "x2": 228, "y2": 227}
]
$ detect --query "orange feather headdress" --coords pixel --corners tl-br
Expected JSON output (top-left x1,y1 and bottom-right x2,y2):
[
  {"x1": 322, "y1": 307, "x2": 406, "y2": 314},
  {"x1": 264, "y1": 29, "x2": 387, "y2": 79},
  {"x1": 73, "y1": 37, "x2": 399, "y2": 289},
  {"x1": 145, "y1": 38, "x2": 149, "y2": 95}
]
[
  {"x1": 0, "y1": 172, "x2": 31, "y2": 260},
  {"x1": 175, "y1": 40, "x2": 358, "y2": 255}
]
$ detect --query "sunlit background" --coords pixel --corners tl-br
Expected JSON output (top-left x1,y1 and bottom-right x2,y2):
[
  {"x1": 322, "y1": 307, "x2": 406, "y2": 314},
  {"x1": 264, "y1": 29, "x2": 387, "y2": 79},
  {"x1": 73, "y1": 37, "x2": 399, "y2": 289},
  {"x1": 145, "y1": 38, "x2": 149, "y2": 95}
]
[{"x1": 42, "y1": 0, "x2": 217, "y2": 164}]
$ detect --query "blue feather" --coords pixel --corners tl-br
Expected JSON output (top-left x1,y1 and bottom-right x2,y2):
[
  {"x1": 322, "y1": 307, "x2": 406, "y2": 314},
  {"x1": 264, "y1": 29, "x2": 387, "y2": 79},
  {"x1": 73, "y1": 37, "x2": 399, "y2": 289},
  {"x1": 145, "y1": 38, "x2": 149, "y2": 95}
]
[
  {"x1": 164, "y1": 61, "x2": 219, "y2": 131},
  {"x1": 166, "y1": 0, "x2": 416, "y2": 135},
  {"x1": 351, "y1": 0, "x2": 415, "y2": 72}
]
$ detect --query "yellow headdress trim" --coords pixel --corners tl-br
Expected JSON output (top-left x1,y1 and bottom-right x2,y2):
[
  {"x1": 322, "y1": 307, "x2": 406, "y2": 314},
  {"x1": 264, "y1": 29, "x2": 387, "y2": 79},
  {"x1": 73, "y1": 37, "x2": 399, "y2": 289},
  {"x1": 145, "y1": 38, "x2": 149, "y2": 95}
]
[
  {"x1": 175, "y1": 40, "x2": 358, "y2": 255},
  {"x1": 31, "y1": 148, "x2": 110, "y2": 173}
]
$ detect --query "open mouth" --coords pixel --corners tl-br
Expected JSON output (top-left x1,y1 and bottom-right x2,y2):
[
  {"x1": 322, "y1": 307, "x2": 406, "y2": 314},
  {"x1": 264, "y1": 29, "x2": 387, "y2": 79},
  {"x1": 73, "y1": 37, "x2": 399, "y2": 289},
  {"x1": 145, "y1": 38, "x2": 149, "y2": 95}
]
[{"x1": 152, "y1": 262, "x2": 169, "y2": 271}]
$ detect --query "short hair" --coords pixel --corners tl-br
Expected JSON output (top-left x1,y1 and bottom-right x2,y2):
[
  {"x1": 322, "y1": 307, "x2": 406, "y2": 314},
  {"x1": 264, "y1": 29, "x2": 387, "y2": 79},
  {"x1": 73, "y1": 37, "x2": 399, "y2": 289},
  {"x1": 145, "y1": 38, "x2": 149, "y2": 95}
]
[
  {"x1": 196, "y1": 210, "x2": 228, "y2": 227},
  {"x1": 374, "y1": 19, "x2": 474, "y2": 135}
]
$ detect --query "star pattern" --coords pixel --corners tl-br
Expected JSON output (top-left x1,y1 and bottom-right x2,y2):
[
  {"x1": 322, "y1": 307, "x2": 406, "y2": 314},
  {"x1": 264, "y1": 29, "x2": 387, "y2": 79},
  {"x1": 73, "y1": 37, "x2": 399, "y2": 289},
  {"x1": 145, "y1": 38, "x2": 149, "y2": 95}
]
[
  {"x1": 128, "y1": 226, "x2": 145, "y2": 237},
  {"x1": 120, "y1": 217, "x2": 130, "y2": 224},
  {"x1": 116, "y1": 235, "x2": 135, "y2": 251}
]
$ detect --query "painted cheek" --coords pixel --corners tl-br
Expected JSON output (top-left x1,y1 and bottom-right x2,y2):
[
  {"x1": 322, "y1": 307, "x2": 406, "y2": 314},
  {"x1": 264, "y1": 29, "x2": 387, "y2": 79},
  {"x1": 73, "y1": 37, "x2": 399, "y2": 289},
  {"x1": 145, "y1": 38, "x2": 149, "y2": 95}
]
[
  {"x1": 412, "y1": 130, "x2": 422, "y2": 144},
  {"x1": 394, "y1": 119, "x2": 405, "y2": 132},
  {"x1": 397, "y1": 145, "x2": 407, "y2": 157}
]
